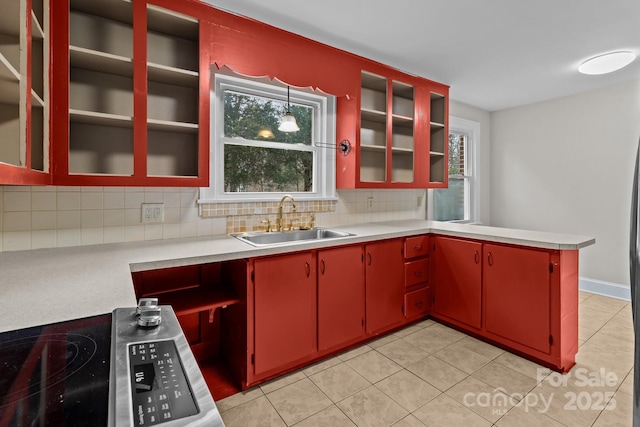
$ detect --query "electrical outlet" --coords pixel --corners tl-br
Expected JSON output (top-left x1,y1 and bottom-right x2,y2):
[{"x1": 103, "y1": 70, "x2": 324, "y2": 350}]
[
  {"x1": 367, "y1": 196, "x2": 374, "y2": 209},
  {"x1": 417, "y1": 196, "x2": 423, "y2": 207},
  {"x1": 142, "y1": 203, "x2": 164, "y2": 223}
]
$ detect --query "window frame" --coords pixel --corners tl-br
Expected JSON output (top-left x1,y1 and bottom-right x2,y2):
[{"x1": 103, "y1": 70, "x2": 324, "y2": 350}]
[
  {"x1": 199, "y1": 72, "x2": 337, "y2": 203},
  {"x1": 428, "y1": 116, "x2": 480, "y2": 223}
]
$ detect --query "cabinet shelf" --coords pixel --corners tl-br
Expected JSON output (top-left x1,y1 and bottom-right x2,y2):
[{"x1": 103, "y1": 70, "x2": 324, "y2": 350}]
[
  {"x1": 148, "y1": 118, "x2": 198, "y2": 133},
  {"x1": 70, "y1": 0, "x2": 132, "y2": 26},
  {"x1": 392, "y1": 147, "x2": 414, "y2": 155},
  {"x1": 157, "y1": 286, "x2": 241, "y2": 317},
  {"x1": 392, "y1": 114, "x2": 413, "y2": 128},
  {"x1": 31, "y1": 12, "x2": 44, "y2": 40},
  {"x1": 430, "y1": 121, "x2": 445, "y2": 128},
  {"x1": 70, "y1": 45, "x2": 133, "y2": 77},
  {"x1": 361, "y1": 144, "x2": 386, "y2": 152},
  {"x1": 147, "y1": 4, "x2": 198, "y2": 40},
  {"x1": 70, "y1": 108, "x2": 133, "y2": 128},
  {"x1": 361, "y1": 108, "x2": 386, "y2": 124},
  {"x1": 147, "y1": 62, "x2": 198, "y2": 87}
]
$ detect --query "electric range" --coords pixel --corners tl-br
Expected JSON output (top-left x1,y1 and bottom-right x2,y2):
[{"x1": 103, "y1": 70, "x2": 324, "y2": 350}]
[{"x1": 0, "y1": 301, "x2": 224, "y2": 426}]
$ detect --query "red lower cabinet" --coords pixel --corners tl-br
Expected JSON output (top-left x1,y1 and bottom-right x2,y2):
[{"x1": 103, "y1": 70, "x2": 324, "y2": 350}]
[
  {"x1": 484, "y1": 243, "x2": 551, "y2": 354},
  {"x1": 432, "y1": 236, "x2": 482, "y2": 329},
  {"x1": 365, "y1": 239, "x2": 405, "y2": 334},
  {"x1": 404, "y1": 287, "x2": 430, "y2": 318},
  {"x1": 430, "y1": 234, "x2": 579, "y2": 372},
  {"x1": 318, "y1": 246, "x2": 365, "y2": 351},
  {"x1": 252, "y1": 252, "x2": 317, "y2": 377}
]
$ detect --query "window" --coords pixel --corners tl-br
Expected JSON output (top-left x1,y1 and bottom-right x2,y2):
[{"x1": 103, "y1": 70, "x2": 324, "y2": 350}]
[
  {"x1": 429, "y1": 117, "x2": 480, "y2": 222},
  {"x1": 199, "y1": 72, "x2": 336, "y2": 202}
]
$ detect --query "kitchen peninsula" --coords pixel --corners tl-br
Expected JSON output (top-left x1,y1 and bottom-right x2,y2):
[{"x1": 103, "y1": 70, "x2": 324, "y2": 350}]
[{"x1": 0, "y1": 220, "x2": 594, "y2": 391}]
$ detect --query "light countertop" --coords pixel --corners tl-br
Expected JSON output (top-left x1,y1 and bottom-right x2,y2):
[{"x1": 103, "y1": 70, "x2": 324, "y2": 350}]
[{"x1": 0, "y1": 220, "x2": 594, "y2": 333}]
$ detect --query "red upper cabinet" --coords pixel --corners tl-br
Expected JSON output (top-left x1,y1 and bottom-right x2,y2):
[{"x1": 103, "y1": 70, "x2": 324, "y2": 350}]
[
  {"x1": 365, "y1": 239, "x2": 405, "y2": 334},
  {"x1": 0, "y1": 0, "x2": 50, "y2": 185},
  {"x1": 336, "y1": 65, "x2": 448, "y2": 189},
  {"x1": 317, "y1": 246, "x2": 365, "y2": 352},
  {"x1": 50, "y1": 0, "x2": 210, "y2": 186}
]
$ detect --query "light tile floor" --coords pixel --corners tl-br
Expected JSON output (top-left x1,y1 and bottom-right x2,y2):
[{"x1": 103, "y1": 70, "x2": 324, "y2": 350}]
[{"x1": 217, "y1": 292, "x2": 634, "y2": 426}]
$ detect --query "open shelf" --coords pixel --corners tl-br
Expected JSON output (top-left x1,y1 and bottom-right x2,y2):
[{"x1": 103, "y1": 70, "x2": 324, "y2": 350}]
[
  {"x1": 0, "y1": 0, "x2": 48, "y2": 178},
  {"x1": 70, "y1": 109, "x2": 133, "y2": 128},
  {"x1": 69, "y1": 0, "x2": 133, "y2": 26},
  {"x1": 147, "y1": 62, "x2": 198, "y2": 87},
  {"x1": 70, "y1": 46, "x2": 133, "y2": 77},
  {"x1": 154, "y1": 287, "x2": 241, "y2": 317}
]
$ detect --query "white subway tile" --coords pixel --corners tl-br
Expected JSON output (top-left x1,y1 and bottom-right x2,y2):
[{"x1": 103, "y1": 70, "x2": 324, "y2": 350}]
[
  {"x1": 81, "y1": 210, "x2": 104, "y2": 228},
  {"x1": 57, "y1": 210, "x2": 81, "y2": 229},
  {"x1": 124, "y1": 192, "x2": 145, "y2": 209},
  {"x1": 103, "y1": 192, "x2": 125, "y2": 209},
  {"x1": 3, "y1": 231, "x2": 31, "y2": 251},
  {"x1": 4, "y1": 211, "x2": 31, "y2": 231},
  {"x1": 162, "y1": 223, "x2": 181, "y2": 239},
  {"x1": 81, "y1": 192, "x2": 103, "y2": 210},
  {"x1": 32, "y1": 192, "x2": 56, "y2": 211},
  {"x1": 81, "y1": 227, "x2": 104, "y2": 245},
  {"x1": 57, "y1": 229, "x2": 81, "y2": 247},
  {"x1": 103, "y1": 209, "x2": 125, "y2": 227},
  {"x1": 31, "y1": 230, "x2": 57, "y2": 249},
  {"x1": 124, "y1": 225, "x2": 145, "y2": 242},
  {"x1": 32, "y1": 211, "x2": 57, "y2": 230},
  {"x1": 57, "y1": 192, "x2": 81, "y2": 211},
  {"x1": 4, "y1": 191, "x2": 31, "y2": 211},
  {"x1": 103, "y1": 226, "x2": 125, "y2": 243},
  {"x1": 144, "y1": 223, "x2": 163, "y2": 241}
]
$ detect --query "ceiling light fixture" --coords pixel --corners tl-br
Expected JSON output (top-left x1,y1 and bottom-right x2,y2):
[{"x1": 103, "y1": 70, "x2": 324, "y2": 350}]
[
  {"x1": 578, "y1": 51, "x2": 636, "y2": 75},
  {"x1": 278, "y1": 86, "x2": 300, "y2": 133}
]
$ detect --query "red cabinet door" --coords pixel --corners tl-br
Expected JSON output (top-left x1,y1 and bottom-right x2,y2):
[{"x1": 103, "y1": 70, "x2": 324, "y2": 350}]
[
  {"x1": 253, "y1": 252, "x2": 316, "y2": 376},
  {"x1": 432, "y1": 236, "x2": 482, "y2": 329},
  {"x1": 484, "y1": 243, "x2": 551, "y2": 354},
  {"x1": 318, "y1": 246, "x2": 365, "y2": 351},
  {"x1": 365, "y1": 239, "x2": 404, "y2": 334}
]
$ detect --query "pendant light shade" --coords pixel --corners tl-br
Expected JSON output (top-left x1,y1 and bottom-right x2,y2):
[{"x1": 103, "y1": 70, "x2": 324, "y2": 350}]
[{"x1": 278, "y1": 86, "x2": 300, "y2": 132}]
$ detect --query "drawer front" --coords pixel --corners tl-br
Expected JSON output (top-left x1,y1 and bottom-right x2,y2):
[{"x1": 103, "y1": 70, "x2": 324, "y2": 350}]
[
  {"x1": 404, "y1": 287, "x2": 430, "y2": 318},
  {"x1": 405, "y1": 235, "x2": 429, "y2": 259},
  {"x1": 405, "y1": 259, "x2": 429, "y2": 288}
]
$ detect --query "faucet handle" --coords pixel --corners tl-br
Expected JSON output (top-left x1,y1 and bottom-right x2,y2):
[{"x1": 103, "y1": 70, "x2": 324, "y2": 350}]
[
  {"x1": 260, "y1": 219, "x2": 271, "y2": 232},
  {"x1": 310, "y1": 213, "x2": 316, "y2": 228}
]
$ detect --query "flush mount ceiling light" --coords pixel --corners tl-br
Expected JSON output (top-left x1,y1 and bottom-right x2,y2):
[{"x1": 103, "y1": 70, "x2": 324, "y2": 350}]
[
  {"x1": 578, "y1": 51, "x2": 636, "y2": 75},
  {"x1": 278, "y1": 86, "x2": 300, "y2": 133}
]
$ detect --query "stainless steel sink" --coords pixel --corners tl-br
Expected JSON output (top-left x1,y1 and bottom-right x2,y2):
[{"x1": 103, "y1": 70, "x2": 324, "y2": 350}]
[{"x1": 231, "y1": 228, "x2": 354, "y2": 247}]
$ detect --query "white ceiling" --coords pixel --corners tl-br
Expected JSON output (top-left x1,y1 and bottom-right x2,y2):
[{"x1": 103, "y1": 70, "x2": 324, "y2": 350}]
[{"x1": 202, "y1": 0, "x2": 640, "y2": 112}]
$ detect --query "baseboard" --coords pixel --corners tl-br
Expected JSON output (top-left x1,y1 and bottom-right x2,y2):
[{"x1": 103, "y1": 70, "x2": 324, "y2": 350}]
[{"x1": 579, "y1": 277, "x2": 631, "y2": 301}]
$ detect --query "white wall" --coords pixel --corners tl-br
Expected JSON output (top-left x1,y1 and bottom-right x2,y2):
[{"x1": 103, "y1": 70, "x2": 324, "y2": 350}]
[
  {"x1": 449, "y1": 100, "x2": 492, "y2": 224},
  {"x1": 491, "y1": 79, "x2": 640, "y2": 286}
]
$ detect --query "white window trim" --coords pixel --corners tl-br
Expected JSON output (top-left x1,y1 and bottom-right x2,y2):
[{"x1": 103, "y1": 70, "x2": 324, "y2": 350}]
[
  {"x1": 199, "y1": 73, "x2": 337, "y2": 203},
  {"x1": 427, "y1": 116, "x2": 481, "y2": 223}
]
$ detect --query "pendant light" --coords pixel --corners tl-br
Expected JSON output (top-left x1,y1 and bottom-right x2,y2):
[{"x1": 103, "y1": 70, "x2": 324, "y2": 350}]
[{"x1": 278, "y1": 86, "x2": 300, "y2": 132}]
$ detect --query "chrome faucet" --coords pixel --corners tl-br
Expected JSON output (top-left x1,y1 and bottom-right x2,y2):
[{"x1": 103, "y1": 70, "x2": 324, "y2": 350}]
[{"x1": 277, "y1": 194, "x2": 296, "y2": 231}]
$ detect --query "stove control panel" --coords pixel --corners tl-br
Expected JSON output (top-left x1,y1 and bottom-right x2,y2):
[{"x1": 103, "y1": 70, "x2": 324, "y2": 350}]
[
  {"x1": 109, "y1": 305, "x2": 224, "y2": 427},
  {"x1": 129, "y1": 340, "x2": 198, "y2": 426}
]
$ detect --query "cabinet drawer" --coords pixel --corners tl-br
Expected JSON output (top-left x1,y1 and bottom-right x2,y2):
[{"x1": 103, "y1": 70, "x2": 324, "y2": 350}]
[
  {"x1": 405, "y1": 259, "x2": 429, "y2": 288},
  {"x1": 404, "y1": 287, "x2": 430, "y2": 318},
  {"x1": 405, "y1": 236, "x2": 429, "y2": 259}
]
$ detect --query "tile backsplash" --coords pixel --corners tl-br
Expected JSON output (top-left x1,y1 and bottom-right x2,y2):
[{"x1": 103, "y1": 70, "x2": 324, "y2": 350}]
[{"x1": 0, "y1": 186, "x2": 426, "y2": 252}]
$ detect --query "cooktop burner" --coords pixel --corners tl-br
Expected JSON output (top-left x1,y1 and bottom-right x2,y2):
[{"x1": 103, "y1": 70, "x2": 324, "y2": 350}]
[{"x1": 0, "y1": 314, "x2": 111, "y2": 426}]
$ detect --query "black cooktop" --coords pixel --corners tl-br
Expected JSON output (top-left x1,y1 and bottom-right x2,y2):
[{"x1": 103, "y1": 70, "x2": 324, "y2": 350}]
[{"x1": 0, "y1": 314, "x2": 112, "y2": 426}]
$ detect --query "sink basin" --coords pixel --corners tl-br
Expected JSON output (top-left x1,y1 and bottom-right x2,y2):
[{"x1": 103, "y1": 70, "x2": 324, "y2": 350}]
[{"x1": 231, "y1": 228, "x2": 354, "y2": 247}]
